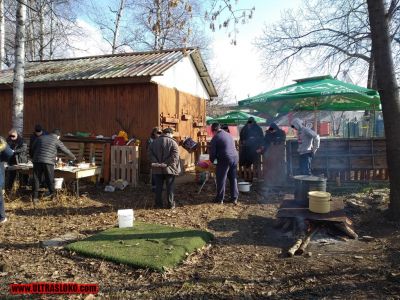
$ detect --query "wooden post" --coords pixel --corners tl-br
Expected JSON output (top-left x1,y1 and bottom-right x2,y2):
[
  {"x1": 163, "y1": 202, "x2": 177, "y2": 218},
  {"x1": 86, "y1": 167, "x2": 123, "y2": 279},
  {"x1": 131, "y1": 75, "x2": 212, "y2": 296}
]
[{"x1": 103, "y1": 143, "x2": 111, "y2": 183}]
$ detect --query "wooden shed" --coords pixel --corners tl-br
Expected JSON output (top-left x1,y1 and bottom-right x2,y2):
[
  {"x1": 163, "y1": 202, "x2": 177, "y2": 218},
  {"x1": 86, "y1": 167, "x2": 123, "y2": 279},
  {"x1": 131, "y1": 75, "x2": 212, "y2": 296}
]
[{"x1": 0, "y1": 48, "x2": 217, "y2": 172}]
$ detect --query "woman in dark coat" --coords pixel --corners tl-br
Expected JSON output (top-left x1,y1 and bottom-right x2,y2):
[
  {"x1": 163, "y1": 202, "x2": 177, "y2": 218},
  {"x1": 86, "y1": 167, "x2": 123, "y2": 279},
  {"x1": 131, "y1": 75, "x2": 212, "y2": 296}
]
[
  {"x1": 239, "y1": 117, "x2": 264, "y2": 181},
  {"x1": 261, "y1": 123, "x2": 286, "y2": 189},
  {"x1": 6, "y1": 129, "x2": 28, "y2": 191}
]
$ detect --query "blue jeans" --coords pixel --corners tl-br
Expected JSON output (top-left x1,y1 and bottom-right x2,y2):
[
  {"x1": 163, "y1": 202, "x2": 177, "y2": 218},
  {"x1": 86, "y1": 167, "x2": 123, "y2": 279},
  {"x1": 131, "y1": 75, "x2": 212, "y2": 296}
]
[
  {"x1": 215, "y1": 160, "x2": 239, "y2": 202},
  {"x1": 299, "y1": 153, "x2": 313, "y2": 175}
]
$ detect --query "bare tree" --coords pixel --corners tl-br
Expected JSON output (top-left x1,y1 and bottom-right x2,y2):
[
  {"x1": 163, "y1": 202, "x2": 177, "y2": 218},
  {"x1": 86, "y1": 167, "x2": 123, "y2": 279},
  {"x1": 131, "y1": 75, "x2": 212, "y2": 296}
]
[
  {"x1": 204, "y1": 0, "x2": 255, "y2": 45},
  {"x1": 0, "y1": 0, "x2": 4, "y2": 69},
  {"x1": 128, "y1": 0, "x2": 198, "y2": 51},
  {"x1": 12, "y1": 0, "x2": 27, "y2": 133},
  {"x1": 255, "y1": 0, "x2": 400, "y2": 88},
  {"x1": 4, "y1": 0, "x2": 82, "y2": 64},
  {"x1": 82, "y1": 0, "x2": 131, "y2": 54},
  {"x1": 206, "y1": 69, "x2": 232, "y2": 115},
  {"x1": 367, "y1": 0, "x2": 400, "y2": 220}
]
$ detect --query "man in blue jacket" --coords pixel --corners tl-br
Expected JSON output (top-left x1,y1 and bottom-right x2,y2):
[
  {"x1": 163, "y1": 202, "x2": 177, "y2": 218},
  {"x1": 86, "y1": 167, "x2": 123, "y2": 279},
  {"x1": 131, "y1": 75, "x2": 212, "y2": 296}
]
[
  {"x1": 209, "y1": 123, "x2": 239, "y2": 204},
  {"x1": 0, "y1": 136, "x2": 14, "y2": 224}
]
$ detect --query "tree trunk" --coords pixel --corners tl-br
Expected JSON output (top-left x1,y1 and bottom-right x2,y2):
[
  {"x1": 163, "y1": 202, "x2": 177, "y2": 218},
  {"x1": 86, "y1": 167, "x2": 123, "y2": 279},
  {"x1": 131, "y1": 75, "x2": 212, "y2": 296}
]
[
  {"x1": 111, "y1": 0, "x2": 126, "y2": 54},
  {"x1": 0, "y1": 0, "x2": 4, "y2": 70},
  {"x1": 367, "y1": 56, "x2": 376, "y2": 89},
  {"x1": 367, "y1": 0, "x2": 400, "y2": 220},
  {"x1": 13, "y1": 0, "x2": 27, "y2": 134},
  {"x1": 39, "y1": 0, "x2": 45, "y2": 60},
  {"x1": 154, "y1": 0, "x2": 161, "y2": 50}
]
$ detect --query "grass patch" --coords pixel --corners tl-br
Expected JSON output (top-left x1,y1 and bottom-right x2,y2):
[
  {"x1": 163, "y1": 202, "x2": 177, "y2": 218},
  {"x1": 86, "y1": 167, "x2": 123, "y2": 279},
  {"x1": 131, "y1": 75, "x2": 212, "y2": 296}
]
[{"x1": 65, "y1": 222, "x2": 213, "y2": 271}]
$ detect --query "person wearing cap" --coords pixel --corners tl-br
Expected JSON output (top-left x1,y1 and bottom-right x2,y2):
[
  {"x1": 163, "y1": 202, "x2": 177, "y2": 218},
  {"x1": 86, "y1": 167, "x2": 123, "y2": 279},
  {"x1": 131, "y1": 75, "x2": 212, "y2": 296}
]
[
  {"x1": 5, "y1": 128, "x2": 28, "y2": 191},
  {"x1": 290, "y1": 118, "x2": 320, "y2": 175},
  {"x1": 209, "y1": 123, "x2": 239, "y2": 204},
  {"x1": 221, "y1": 124, "x2": 230, "y2": 133},
  {"x1": 29, "y1": 124, "x2": 48, "y2": 158},
  {"x1": 149, "y1": 127, "x2": 180, "y2": 209},
  {"x1": 0, "y1": 136, "x2": 14, "y2": 224},
  {"x1": 31, "y1": 129, "x2": 76, "y2": 203},
  {"x1": 239, "y1": 117, "x2": 264, "y2": 181}
]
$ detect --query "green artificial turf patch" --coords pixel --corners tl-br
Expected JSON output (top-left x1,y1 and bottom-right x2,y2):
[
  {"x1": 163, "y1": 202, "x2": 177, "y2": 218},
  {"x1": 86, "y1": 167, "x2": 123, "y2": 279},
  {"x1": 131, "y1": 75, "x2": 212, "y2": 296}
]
[{"x1": 65, "y1": 222, "x2": 213, "y2": 271}]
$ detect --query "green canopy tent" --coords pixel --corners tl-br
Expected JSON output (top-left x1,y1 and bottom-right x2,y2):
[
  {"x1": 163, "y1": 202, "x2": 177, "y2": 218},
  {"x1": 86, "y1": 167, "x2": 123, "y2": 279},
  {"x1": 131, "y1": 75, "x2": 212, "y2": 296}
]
[
  {"x1": 206, "y1": 110, "x2": 267, "y2": 125},
  {"x1": 238, "y1": 75, "x2": 380, "y2": 134},
  {"x1": 206, "y1": 116, "x2": 214, "y2": 123}
]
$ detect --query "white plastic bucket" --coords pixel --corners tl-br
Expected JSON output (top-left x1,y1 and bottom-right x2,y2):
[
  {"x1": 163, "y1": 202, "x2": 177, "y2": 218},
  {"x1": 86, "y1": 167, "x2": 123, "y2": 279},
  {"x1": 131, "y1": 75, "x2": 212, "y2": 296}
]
[
  {"x1": 199, "y1": 154, "x2": 210, "y2": 161},
  {"x1": 54, "y1": 178, "x2": 64, "y2": 190},
  {"x1": 118, "y1": 209, "x2": 134, "y2": 228},
  {"x1": 238, "y1": 182, "x2": 251, "y2": 192}
]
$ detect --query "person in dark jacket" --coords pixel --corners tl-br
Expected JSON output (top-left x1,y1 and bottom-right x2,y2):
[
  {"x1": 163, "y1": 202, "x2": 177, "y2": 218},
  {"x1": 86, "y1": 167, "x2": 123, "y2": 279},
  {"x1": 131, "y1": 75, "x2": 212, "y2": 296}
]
[
  {"x1": 149, "y1": 127, "x2": 180, "y2": 209},
  {"x1": 259, "y1": 123, "x2": 287, "y2": 189},
  {"x1": 146, "y1": 127, "x2": 161, "y2": 192},
  {"x1": 0, "y1": 137, "x2": 13, "y2": 224},
  {"x1": 221, "y1": 124, "x2": 230, "y2": 133},
  {"x1": 209, "y1": 123, "x2": 239, "y2": 204},
  {"x1": 31, "y1": 129, "x2": 76, "y2": 203},
  {"x1": 239, "y1": 117, "x2": 264, "y2": 181},
  {"x1": 6, "y1": 128, "x2": 28, "y2": 191},
  {"x1": 29, "y1": 124, "x2": 47, "y2": 159}
]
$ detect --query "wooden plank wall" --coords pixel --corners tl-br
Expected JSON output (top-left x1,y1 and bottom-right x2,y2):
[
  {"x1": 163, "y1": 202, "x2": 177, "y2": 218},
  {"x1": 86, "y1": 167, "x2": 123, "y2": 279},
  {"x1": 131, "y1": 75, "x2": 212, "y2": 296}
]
[
  {"x1": 0, "y1": 83, "x2": 158, "y2": 141},
  {"x1": 158, "y1": 85, "x2": 206, "y2": 169},
  {"x1": 0, "y1": 83, "x2": 159, "y2": 175},
  {"x1": 287, "y1": 138, "x2": 388, "y2": 182}
]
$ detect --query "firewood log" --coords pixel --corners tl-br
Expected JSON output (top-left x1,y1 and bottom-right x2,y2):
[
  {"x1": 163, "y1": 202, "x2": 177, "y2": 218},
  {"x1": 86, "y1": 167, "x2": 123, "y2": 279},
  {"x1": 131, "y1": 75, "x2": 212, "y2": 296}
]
[
  {"x1": 333, "y1": 223, "x2": 358, "y2": 239},
  {"x1": 288, "y1": 238, "x2": 303, "y2": 257},
  {"x1": 296, "y1": 228, "x2": 319, "y2": 255}
]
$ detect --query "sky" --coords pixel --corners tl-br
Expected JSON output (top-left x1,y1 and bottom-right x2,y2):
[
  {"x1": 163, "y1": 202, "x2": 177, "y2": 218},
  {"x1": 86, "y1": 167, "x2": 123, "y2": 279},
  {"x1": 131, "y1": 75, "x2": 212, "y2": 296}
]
[
  {"x1": 71, "y1": 0, "x2": 303, "y2": 104},
  {"x1": 209, "y1": 0, "x2": 303, "y2": 103}
]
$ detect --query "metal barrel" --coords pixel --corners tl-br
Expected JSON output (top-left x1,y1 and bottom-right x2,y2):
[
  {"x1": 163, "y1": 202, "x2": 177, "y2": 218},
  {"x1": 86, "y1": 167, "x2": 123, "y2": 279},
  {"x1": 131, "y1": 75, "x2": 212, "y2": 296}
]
[{"x1": 294, "y1": 175, "x2": 327, "y2": 207}]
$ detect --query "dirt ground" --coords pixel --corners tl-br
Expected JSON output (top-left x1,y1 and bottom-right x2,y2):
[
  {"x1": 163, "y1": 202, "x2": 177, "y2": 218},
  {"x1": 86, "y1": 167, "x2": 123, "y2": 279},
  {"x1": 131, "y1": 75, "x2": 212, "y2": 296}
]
[{"x1": 0, "y1": 176, "x2": 400, "y2": 299}]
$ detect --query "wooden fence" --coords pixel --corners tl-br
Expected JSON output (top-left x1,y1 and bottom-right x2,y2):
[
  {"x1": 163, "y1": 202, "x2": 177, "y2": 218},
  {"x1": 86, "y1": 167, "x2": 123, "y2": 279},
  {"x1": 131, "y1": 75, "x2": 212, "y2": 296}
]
[
  {"x1": 286, "y1": 138, "x2": 388, "y2": 182},
  {"x1": 199, "y1": 138, "x2": 388, "y2": 182},
  {"x1": 110, "y1": 145, "x2": 139, "y2": 187}
]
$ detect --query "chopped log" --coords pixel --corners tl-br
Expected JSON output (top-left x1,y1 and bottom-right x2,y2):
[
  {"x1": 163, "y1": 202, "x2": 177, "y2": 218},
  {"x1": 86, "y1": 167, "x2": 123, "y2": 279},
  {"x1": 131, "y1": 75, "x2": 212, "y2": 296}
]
[
  {"x1": 345, "y1": 217, "x2": 353, "y2": 226},
  {"x1": 288, "y1": 238, "x2": 303, "y2": 257},
  {"x1": 332, "y1": 223, "x2": 358, "y2": 239},
  {"x1": 296, "y1": 228, "x2": 319, "y2": 255}
]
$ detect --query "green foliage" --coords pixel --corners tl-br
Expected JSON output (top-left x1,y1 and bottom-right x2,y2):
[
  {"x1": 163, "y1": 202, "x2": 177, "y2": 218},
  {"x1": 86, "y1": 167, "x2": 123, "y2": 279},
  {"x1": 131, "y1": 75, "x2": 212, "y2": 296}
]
[{"x1": 66, "y1": 222, "x2": 213, "y2": 271}]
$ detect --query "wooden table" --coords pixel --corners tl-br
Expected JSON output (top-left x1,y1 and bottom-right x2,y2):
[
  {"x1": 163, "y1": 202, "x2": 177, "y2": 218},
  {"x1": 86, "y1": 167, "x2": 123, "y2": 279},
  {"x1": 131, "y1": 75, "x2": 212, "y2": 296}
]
[{"x1": 6, "y1": 164, "x2": 102, "y2": 197}]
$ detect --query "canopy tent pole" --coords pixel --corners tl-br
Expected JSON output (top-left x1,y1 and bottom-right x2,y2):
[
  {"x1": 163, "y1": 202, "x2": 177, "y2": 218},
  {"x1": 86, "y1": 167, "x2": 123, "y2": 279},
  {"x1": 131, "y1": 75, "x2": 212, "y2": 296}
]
[
  {"x1": 372, "y1": 105, "x2": 376, "y2": 137},
  {"x1": 313, "y1": 102, "x2": 318, "y2": 132}
]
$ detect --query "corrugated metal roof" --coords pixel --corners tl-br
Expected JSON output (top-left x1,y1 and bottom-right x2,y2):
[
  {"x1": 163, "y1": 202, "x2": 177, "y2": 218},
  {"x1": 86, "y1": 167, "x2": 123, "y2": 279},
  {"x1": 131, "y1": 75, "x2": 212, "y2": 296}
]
[{"x1": 0, "y1": 48, "x2": 217, "y2": 97}]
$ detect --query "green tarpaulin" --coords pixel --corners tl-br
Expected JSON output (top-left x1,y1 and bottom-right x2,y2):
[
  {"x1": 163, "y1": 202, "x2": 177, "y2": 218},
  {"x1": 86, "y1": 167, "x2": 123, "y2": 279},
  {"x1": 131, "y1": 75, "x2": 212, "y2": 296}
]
[
  {"x1": 206, "y1": 110, "x2": 266, "y2": 125},
  {"x1": 238, "y1": 75, "x2": 381, "y2": 114}
]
